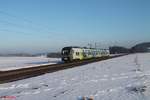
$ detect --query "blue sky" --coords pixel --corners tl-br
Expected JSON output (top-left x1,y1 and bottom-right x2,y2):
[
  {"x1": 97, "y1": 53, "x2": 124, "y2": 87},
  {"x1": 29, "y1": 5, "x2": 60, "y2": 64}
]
[{"x1": 0, "y1": 0, "x2": 149, "y2": 53}]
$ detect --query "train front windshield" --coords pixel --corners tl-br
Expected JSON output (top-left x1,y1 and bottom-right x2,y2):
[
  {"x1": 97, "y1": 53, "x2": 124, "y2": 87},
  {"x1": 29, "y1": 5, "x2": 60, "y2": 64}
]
[
  {"x1": 62, "y1": 50, "x2": 70, "y2": 55},
  {"x1": 61, "y1": 47, "x2": 71, "y2": 56}
]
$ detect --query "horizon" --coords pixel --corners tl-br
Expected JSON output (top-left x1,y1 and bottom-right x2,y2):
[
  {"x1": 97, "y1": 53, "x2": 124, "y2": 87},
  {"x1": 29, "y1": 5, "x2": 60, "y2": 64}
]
[
  {"x1": 0, "y1": 41, "x2": 149, "y2": 54},
  {"x1": 0, "y1": 0, "x2": 150, "y2": 54}
]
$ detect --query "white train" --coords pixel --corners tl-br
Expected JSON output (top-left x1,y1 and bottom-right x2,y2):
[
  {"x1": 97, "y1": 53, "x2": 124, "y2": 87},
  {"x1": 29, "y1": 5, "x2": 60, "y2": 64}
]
[{"x1": 61, "y1": 46, "x2": 110, "y2": 62}]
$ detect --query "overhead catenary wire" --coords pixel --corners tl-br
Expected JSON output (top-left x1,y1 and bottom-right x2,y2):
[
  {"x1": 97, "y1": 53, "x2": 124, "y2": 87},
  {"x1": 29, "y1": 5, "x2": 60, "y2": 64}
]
[
  {"x1": 0, "y1": 10, "x2": 62, "y2": 36},
  {"x1": 0, "y1": 20, "x2": 50, "y2": 33},
  {"x1": 0, "y1": 29, "x2": 35, "y2": 36},
  {"x1": 0, "y1": 10, "x2": 45, "y2": 29}
]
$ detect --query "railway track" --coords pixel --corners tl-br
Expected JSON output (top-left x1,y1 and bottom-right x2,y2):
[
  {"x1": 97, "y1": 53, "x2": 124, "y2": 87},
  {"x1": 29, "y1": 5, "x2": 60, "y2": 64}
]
[{"x1": 0, "y1": 54, "x2": 126, "y2": 84}]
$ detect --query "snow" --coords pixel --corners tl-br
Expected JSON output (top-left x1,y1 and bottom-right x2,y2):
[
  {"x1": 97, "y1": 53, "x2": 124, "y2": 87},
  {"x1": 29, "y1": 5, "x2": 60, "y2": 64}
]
[
  {"x1": 0, "y1": 53, "x2": 150, "y2": 100},
  {"x1": 0, "y1": 57, "x2": 61, "y2": 71}
]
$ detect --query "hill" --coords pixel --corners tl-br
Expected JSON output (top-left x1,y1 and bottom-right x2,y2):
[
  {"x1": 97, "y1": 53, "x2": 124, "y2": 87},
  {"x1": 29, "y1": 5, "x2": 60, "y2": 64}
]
[{"x1": 131, "y1": 42, "x2": 150, "y2": 53}]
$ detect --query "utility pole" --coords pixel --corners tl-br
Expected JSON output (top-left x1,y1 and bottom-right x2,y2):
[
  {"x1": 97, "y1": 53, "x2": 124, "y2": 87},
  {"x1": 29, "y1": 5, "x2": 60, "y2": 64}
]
[
  {"x1": 88, "y1": 43, "x2": 92, "y2": 48},
  {"x1": 95, "y1": 42, "x2": 97, "y2": 49},
  {"x1": 97, "y1": 42, "x2": 101, "y2": 49}
]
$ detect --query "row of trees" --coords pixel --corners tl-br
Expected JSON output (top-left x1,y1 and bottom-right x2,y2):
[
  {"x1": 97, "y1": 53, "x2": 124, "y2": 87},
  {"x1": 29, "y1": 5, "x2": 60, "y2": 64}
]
[{"x1": 47, "y1": 52, "x2": 61, "y2": 58}]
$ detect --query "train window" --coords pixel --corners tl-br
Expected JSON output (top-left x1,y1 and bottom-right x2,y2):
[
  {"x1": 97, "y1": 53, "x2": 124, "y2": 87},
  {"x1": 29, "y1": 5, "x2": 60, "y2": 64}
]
[
  {"x1": 76, "y1": 52, "x2": 79, "y2": 56},
  {"x1": 62, "y1": 50, "x2": 69, "y2": 55},
  {"x1": 88, "y1": 51, "x2": 91, "y2": 55}
]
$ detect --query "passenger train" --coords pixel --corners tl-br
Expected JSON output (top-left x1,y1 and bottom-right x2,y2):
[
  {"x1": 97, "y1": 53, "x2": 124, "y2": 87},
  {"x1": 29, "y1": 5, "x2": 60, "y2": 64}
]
[{"x1": 61, "y1": 46, "x2": 110, "y2": 62}]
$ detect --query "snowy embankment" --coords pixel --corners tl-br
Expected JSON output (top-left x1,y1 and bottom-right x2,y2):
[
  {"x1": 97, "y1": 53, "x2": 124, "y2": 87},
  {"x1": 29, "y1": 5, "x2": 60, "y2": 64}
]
[
  {"x1": 0, "y1": 57, "x2": 61, "y2": 71},
  {"x1": 0, "y1": 53, "x2": 150, "y2": 100}
]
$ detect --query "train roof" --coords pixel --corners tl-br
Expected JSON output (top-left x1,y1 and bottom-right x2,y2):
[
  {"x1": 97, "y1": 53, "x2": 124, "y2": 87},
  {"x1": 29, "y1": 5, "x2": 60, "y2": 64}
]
[
  {"x1": 62, "y1": 46, "x2": 81, "y2": 50},
  {"x1": 62, "y1": 46, "x2": 109, "y2": 50}
]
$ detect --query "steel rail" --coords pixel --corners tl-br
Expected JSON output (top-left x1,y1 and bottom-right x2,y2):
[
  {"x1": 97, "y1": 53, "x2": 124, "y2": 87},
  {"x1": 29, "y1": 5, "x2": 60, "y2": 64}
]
[{"x1": 0, "y1": 55, "x2": 126, "y2": 84}]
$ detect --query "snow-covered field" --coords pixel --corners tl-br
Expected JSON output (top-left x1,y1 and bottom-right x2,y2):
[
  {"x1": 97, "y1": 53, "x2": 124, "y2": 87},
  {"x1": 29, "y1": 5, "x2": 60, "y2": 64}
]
[
  {"x1": 0, "y1": 57, "x2": 61, "y2": 71},
  {"x1": 0, "y1": 53, "x2": 150, "y2": 100}
]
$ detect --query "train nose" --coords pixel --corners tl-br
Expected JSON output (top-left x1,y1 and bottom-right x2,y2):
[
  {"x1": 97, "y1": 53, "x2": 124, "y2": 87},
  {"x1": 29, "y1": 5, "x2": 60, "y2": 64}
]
[
  {"x1": 64, "y1": 57, "x2": 68, "y2": 60},
  {"x1": 62, "y1": 56, "x2": 69, "y2": 61}
]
